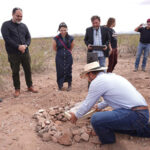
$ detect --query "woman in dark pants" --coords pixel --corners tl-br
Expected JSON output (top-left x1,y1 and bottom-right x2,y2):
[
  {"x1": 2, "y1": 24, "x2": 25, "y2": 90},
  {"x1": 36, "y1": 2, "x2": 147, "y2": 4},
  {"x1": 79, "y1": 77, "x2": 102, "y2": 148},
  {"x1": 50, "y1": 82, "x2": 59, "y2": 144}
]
[
  {"x1": 52, "y1": 22, "x2": 74, "y2": 91},
  {"x1": 107, "y1": 18, "x2": 118, "y2": 73}
]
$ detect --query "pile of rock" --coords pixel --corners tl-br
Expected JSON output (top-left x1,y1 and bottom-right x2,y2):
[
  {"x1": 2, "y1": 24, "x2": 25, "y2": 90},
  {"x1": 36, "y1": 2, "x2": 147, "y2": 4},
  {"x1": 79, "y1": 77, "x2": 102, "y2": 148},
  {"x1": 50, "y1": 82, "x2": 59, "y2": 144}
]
[{"x1": 33, "y1": 107, "x2": 100, "y2": 146}]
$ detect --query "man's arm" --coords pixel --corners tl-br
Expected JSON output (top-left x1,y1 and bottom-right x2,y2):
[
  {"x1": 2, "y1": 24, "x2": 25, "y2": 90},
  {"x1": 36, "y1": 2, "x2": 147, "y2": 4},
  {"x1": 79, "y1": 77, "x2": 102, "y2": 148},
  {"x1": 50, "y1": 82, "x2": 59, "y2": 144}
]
[
  {"x1": 98, "y1": 100, "x2": 108, "y2": 109},
  {"x1": 84, "y1": 28, "x2": 92, "y2": 50},
  {"x1": 75, "y1": 81, "x2": 106, "y2": 119},
  {"x1": 134, "y1": 24, "x2": 143, "y2": 32},
  {"x1": 84, "y1": 28, "x2": 89, "y2": 46},
  {"x1": 25, "y1": 25, "x2": 31, "y2": 47},
  {"x1": 1, "y1": 23, "x2": 19, "y2": 49}
]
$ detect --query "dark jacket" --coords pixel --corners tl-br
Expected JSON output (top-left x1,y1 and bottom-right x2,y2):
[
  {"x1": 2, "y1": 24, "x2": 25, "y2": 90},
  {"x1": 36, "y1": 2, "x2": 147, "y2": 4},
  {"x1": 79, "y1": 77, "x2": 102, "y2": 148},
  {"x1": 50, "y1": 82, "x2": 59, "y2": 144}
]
[
  {"x1": 84, "y1": 26, "x2": 110, "y2": 57},
  {"x1": 1, "y1": 20, "x2": 31, "y2": 54}
]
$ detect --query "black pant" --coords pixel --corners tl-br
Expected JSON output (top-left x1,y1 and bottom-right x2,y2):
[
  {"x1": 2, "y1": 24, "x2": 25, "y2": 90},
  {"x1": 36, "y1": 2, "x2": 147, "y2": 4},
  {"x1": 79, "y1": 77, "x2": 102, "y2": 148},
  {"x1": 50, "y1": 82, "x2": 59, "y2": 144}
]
[
  {"x1": 87, "y1": 52, "x2": 98, "y2": 88},
  {"x1": 87, "y1": 52, "x2": 98, "y2": 63},
  {"x1": 8, "y1": 52, "x2": 32, "y2": 90}
]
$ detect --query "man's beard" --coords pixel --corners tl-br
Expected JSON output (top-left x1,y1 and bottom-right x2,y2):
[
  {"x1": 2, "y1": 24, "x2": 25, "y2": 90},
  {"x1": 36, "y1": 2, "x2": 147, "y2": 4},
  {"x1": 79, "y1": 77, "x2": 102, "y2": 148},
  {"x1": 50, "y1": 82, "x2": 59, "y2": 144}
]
[{"x1": 16, "y1": 21, "x2": 21, "y2": 24}]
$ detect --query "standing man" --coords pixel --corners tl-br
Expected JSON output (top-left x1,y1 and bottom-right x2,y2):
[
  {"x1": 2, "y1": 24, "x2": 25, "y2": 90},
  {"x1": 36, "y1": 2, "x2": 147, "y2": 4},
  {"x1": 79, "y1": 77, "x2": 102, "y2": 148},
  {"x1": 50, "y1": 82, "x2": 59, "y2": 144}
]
[
  {"x1": 84, "y1": 15, "x2": 111, "y2": 66},
  {"x1": 70, "y1": 62, "x2": 150, "y2": 145},
  {"x1": 134, "y1": 19, "x2": 150, "y2": 72},
  {"x1": 106, "y1": 18, "x2": 118, "y2": 73},
  {"x1": 1, "y1": 7, "x2": 38, "y2": 97}
]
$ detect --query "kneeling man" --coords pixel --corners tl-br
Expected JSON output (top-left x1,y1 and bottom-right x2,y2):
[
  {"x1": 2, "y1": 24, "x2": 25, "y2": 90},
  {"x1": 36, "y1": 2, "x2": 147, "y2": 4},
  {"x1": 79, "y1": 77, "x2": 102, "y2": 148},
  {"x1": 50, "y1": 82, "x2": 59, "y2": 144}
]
[{"x1": 70, "y1": 61, "x2": 150, "y2": 144}]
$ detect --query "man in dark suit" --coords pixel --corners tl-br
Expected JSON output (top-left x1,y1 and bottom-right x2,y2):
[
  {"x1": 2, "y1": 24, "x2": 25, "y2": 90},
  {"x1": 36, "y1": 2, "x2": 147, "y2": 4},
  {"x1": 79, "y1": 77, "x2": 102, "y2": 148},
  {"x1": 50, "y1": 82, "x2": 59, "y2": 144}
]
[{"x1": 84, "y1": 16, "x2": 111, "y2": 66}]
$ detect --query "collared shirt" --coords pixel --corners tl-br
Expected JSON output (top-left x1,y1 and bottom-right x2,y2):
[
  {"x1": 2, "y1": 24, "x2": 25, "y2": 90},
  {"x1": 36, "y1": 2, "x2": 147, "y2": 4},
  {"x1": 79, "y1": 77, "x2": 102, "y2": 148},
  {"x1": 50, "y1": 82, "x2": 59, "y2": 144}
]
[
  {"x1": 93, "y1": 27, "x2": 104, "y2": 57},
  {"x1": 75, "y1": 72, "x2": 147, "y2": 119}
]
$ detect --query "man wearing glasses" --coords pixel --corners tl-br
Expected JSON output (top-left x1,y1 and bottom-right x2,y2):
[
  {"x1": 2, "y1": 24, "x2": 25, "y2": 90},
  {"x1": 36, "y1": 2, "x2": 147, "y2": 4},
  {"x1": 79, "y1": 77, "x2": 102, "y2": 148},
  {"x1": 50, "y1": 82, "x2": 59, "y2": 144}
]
[
  {"x1": 84, "y1": 15, "x2": 111, "y2": 66},
  {"x1": 1, "y1": 7, "x2": 38, "y2": 97}
]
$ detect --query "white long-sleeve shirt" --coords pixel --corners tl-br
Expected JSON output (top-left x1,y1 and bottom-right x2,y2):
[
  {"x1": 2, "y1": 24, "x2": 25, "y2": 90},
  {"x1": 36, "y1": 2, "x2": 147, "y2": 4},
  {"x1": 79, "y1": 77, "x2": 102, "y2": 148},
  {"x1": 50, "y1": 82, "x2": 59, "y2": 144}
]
[{"x1": 75, "y1": 72, "x2": 147, "y2": 119}]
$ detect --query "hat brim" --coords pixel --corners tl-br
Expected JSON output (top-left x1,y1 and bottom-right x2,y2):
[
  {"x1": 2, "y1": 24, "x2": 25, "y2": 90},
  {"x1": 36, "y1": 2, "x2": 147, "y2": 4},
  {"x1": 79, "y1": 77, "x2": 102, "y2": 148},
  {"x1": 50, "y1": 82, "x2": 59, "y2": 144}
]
[{"x1": 80, "y1": 67, "x2": 108, "y2": 79}]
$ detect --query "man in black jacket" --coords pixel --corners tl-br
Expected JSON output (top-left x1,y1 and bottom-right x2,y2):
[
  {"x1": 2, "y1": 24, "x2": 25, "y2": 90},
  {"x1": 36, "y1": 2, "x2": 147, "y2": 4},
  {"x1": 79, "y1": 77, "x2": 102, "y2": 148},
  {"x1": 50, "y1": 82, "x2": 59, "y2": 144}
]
[
  {"x1": 84, "y1": 16, "x2": 111, "y2": 66},
  {"x1": 1, "y1": 7, "x2": 38, "y2": 97}
]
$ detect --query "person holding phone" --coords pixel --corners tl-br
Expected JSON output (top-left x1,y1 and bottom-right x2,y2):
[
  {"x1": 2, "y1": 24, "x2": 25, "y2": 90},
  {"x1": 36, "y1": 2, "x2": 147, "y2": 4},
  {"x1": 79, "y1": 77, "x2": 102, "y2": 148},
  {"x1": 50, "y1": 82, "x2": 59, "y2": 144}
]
[{"x1": 134, "y1": 19, "x2": 150, "y2": 72}]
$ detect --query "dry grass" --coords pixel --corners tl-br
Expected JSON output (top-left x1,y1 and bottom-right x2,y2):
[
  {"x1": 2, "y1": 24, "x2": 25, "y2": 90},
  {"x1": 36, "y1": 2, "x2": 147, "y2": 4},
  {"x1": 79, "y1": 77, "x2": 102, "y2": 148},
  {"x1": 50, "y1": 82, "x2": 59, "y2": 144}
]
[{"x1": 0, "y1": 34, "x2": 140, "y2": 88}]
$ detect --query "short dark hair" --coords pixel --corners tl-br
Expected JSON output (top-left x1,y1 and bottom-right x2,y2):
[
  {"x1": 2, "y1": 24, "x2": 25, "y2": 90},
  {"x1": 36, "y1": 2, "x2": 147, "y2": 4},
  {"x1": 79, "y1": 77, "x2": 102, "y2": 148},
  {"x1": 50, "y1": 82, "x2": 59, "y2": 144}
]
[
  {"x1": 106, "y1": 18, "x2": 115, "y2": 28},
  {"x1": 12, "y1": 7, "x2": 22, "y2": 15},
  {"x1": 91, "y1": 16, "x2": 101, "y2": 22}
]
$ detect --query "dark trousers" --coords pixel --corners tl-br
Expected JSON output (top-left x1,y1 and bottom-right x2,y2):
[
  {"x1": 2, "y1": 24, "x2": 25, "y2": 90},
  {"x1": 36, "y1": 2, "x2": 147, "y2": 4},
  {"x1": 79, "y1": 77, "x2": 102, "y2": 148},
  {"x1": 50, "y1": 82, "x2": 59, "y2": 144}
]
[
  {"x1": 91, "y1": 108, "x2": 150, "y2": 144},
  {"x1": 87, "y1": 52, "x2": 98, "y2": 88},
  {"x1": 8, "y1": 52, "x2": 32, "y2": 90},
  {"x1": 87, "y1": 52, "x2": 98, "y2": 63},
  {"x1": 107, "y1": 48, "x2": 118, "y2": 73}
]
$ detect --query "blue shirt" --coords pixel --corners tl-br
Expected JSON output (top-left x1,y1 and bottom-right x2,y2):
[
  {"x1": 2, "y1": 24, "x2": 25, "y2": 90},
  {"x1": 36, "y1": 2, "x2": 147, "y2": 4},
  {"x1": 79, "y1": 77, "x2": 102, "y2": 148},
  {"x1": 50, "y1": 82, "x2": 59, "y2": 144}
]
[
  {"x1": 93, "y1": 27, "x2": 104, "y2": 57},
  {"x1": 75, "y1": 72, "x2": 147, "y2": 119}
]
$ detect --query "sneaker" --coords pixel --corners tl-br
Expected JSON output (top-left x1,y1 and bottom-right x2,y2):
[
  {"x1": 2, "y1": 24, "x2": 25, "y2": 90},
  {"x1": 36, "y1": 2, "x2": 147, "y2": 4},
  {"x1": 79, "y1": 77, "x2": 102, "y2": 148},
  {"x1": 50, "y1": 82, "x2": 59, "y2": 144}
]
[{"x1": 142, "y1": 68, "x2": 146, "y2": 72}]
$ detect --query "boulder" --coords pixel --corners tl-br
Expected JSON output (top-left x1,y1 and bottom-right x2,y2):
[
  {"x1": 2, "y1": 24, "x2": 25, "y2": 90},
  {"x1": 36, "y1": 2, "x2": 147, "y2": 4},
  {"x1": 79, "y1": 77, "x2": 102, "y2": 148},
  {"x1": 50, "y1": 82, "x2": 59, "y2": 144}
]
[
  {"x1": 58, "y1": 133, "x2": 72, "y2": 146},
  {"x1": 81, "y1": 133, "x2": 89, "y2": 142},
  {"x1": 74, "y1": 135, "x2": 81, "y2": 143},
  {"x1": 72, "y1": 129, "x2": 80, "y2": 136},
  {"x1": 38, "y1": 109, "x2": 45, "y2": 113},
  {"x1": 42, "y1": 133, "x2": 52, "y2": 142},
  {"x1": 35, "y1": 125, "x2": 42, "y2": 132},
  {"x1": 52, "y1": 136, "x2": 58, "y2": 143},
  {"x1": 55, "y1": 121, "x2": 62, "y2": 126}
]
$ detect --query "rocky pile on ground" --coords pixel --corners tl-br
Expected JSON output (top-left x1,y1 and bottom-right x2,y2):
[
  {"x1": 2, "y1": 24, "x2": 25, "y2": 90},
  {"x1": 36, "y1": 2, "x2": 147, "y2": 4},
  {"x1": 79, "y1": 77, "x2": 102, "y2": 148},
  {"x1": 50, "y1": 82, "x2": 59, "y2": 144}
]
[{"x1": 33, "y1": 106, "x2": 100, "y2": 146}]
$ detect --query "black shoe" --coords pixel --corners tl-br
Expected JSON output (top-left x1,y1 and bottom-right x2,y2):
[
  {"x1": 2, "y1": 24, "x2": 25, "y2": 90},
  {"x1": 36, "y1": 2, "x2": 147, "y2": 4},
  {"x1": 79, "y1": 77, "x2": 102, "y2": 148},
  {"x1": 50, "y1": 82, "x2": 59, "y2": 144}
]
[
  {"x1": 67, "y1": 83, "x2": 72, "y2": 91},
  {"x1": 0, "y1": 99, "x2": 2, "y2": 102},
  {"x1": 67, "y1": 86, "x2": 72, "y2": 91}
]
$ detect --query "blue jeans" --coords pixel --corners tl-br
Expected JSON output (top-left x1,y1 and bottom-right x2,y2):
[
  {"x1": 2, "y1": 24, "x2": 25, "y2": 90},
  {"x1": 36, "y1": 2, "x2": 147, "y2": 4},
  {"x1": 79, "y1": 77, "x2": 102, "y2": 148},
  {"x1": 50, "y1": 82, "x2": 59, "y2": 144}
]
[
  {"x1": 98, "y1": 57, "x2": 106, "y2": 67},
  {"x1": 135, "y1": 42, "x2": 150, "y2": 69},
  {"x1": 91, "y1": 108, "x2": 150, "y2": 144}
]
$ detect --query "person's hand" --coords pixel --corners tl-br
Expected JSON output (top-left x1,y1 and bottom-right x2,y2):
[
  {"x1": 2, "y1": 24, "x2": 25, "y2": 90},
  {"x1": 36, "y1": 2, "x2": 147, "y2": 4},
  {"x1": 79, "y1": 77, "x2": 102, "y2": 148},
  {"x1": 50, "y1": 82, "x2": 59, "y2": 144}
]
[
  {"x1": 139, "y1": 24, "x2": 143, "y2": 28},
  {"x1": 103, "y1": 45, "x2": 107, "y2": 51},
  {"x1": 94, "y1": 104, "x2": 101, "y2": 112},
  {"x1": 88, "y1": 44, "x2": 92, "y2": 50},
  {"x1": 69, "y1": 112, "x2": 77, "y2": 124},
  {"x1": 18, "y1": 45, "x2": 26, "y2": 53}
]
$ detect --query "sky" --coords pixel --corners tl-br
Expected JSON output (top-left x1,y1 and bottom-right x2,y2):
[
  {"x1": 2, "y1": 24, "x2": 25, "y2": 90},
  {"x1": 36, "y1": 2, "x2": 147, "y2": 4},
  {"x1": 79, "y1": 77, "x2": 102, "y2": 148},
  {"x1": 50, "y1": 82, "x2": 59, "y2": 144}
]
[{"x1": 0, "y1": 0, "x2": 149, "y2": 37}]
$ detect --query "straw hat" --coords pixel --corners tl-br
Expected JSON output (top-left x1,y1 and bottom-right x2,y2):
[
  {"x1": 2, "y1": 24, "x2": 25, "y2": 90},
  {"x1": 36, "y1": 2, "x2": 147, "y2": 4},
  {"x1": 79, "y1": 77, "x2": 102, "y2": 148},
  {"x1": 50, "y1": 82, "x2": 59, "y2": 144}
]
[{"x1": 80, "y1": 61, "x2": 107, "y2": 78}]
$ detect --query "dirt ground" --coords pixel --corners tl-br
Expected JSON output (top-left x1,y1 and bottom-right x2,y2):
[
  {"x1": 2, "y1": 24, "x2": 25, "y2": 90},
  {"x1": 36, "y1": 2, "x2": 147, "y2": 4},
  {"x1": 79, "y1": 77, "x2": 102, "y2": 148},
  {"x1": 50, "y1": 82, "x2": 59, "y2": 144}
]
[{"x1": 0, "y1": 56, "x2": 150, "y2": 150}]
